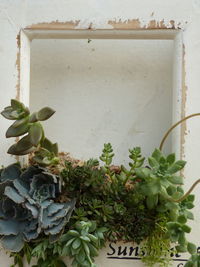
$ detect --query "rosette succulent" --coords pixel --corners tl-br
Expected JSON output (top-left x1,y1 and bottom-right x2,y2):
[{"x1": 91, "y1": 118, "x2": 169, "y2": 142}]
[{"x1": 0, "y1": 164, "x2": 75, "y2": 252}]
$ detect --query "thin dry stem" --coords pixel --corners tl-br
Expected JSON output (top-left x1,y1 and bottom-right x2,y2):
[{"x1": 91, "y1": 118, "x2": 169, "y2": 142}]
[
  {"x1": 159, "y1": 113, "x2": 200, "y2": 151},
  {"x1": 169, "y1": 179, "x2": 200, "y2": 203}
]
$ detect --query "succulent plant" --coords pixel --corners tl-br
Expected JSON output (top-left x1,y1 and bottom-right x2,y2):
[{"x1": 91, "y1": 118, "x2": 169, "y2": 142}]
[
  {"x1": 1, "y1": 99, "x2": 58, "y2": 166},
  {"x1": 0, "y1": 164, "x2": 76, "y2": 252},
  {"x1": 60, "y1": 221, "x2": 107, "y2": 267}
]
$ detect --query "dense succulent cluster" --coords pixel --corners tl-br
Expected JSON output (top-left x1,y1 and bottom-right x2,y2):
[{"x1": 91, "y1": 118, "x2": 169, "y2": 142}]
[
  {"x1": 0, "y1": 99, "x2": 200, "y2": 267},
  {"x1": 0, "y1": 163, "x2": 75, "y2": 252}
]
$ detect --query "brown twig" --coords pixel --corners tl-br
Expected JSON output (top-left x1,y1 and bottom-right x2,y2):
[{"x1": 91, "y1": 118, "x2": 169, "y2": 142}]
[
  {"x1": 159, "y1": 113, "x2": 200, "y2": 151},
  {"x1": 169, "y1": 179, "x2": 200, "y2": 203}
]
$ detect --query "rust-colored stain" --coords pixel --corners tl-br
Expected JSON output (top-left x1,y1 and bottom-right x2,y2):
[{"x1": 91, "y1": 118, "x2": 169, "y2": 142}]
[
  {"x1": 25, "y1": 20, "x2": 80, "y2": 30},
  {"x1": 15, "y1": 33, "x2": 20, "y2": 101},
  {"x1": 108, "y1": 19, "x2": 141, "y2": 29},
  {"x1": 25, "y1": 19, "x2": 185, "y2": 31},
  {"x1": 15, "y1": 33, "x2": 21, "y2": 161},
  {"x1": 109, "y1": 19, "x2": 178, "y2": 30},
  {"x1": 180, "y1": 44, "x2": 187, "y2": 161},
  {"x1": 148, "y1": 19, "x2": 175, "y2": 29}
]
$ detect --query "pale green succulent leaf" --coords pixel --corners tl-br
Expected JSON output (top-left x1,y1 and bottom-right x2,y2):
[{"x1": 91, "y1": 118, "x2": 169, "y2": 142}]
[
  {"x1": 187, "y1": 242, "x2": 197, "y2": 255},
  {"x1": 167, "y1": 160, "x2": 186, "y2": 174},
  {"x1": 168, "y1": 175, "x2": 184, "y2": 185},
  {"x1": 14, "y1": 135, "x2": 33, "y2": 152},
  {"x1": 29, "y1": 123, "x2": 43, "y2": 146},
  {"x1": 6, "y1": 122, "x2": 29, "y2": 138},
  {"x1": 146, "y1": 194, "x2": 158, "y2": 209},
  {"x1": 148, "y1": 157, "x2": 159, "y2": 169},
  {"x1": 29, "y1": 112, "x2": 38, "y2": 123},
  {"x1": 52, "y1": 143, "x2": 58, "y2": 155},
  {"x1": 11, "y1": 99, "x2": 26, "y2": 111},
  {"x1": 36, "y1": 107, "x2": 55, "y2": 121},
  {"x1": 41, "y1": 138, "x2": 53, "y2": 151},
  {"x1": 7, "y1": 144, "x2": 35, "y2": 155},
  {"x1": 1, "y1": 107, "x2": 15, "y2": 120},
  {"x1": 166, "y1": 153, "x2": 176, "y2": 164},
  {"x1": 11, "y1": 116, "x2": 29, "y2": 128},
  {"x1": 152, "y1": 149, "x2": 163, "y2": 161}
]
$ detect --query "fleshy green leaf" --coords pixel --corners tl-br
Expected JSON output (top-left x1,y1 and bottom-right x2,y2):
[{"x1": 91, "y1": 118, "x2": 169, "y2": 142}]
[
  {"x1": 29, "y1": 112, "x2": 38, "y2": 123},
  {"x1": 14, "y1": 135, "x2": 33, "y2": 153},
  {"x1": 152, "y1": 149, "x2": 162, "y2": 161},
  {"x1": 6, "y1": 122, "x2": 29, "y2": 138},
  {"x1": 167, "y1": 160, "x2": 186, "y2": 174},
  {"x1": 1, "y1": 107, "x2": 15, "y2": 120},
  {"x1": 36, "y1": 107, "x2": 55, "y2": 121},
  {"x1": 72, "y1": 238, "x2": 81, "y2": 250},
  {"x1": 181, "y1": 224, "x2": 191, "y2": 233},
  {"x1": 135, "y1": 168, "x2": 151, "y2": 179},
  {"x1": 7, "y1": 144, "x2": 35, "y2": 155},
  {"x1": 177, "y1": 215, "x2": 187, "y2": 224},
  {"x1": 148, "y1": 157, "x2": 159, "y2": 169},
  {"x1": 11, "y1": 99, "x2": 26, "y2": 111},
  {"x1": 146, "y1": 195, "x2": 158, "y2": 209},
  {"x1": 176, "y1": 245, "x2": 187, "y2": 253},
  {"x1": 29, "y1": 123, "x2": 43, "y2": 146},
  {"x1": 187, "y1": 242, "x2": 197, "y2": 255},
  {"x1": 166, "y1": 153, "x2": 176, "y2": 164},
  {"x1": 168, "y1": 175, "x2": 184, "y2": 185}
]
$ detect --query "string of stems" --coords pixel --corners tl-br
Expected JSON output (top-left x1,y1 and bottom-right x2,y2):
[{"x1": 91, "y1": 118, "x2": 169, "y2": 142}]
[
  {"x1": 168, "y1": 179, "x2": 200, "y2": 203},
  {"x1": 159, "y1": 113, "x2": 200, "y2": 203},
  {"x1": 159, "y1": 113, "x2": 200, "y2": 151}
]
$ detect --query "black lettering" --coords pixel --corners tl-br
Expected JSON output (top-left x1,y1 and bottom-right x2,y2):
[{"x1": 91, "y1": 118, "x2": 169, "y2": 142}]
[
  {"x1": 175, "y1": 252, "x2": 181, "y2": 258},
  {"x1": 118, "y1": 246, "x2": 128, "y2": 256},
  {"x1": 129, "y1": 246, "x2": 139, "y2": 257},
  {"x1": 197, "y1": 246, "x2": 200, "y2": 254},
  {"x1": 107, "y1": 243, "x2": 116, "y2": 256},
  {"x1": 177, "y1": 263, "x2": 184, "y2": 267},
  {"x1": 170, "y1": 247, "x2": 175, "y2": 257},
  {"x1": 140, "y1": 248, "x2": 146, "y2": 256}
]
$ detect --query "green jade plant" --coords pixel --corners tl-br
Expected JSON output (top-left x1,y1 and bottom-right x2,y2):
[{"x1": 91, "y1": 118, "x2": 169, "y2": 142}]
[
  {"x1": 0, "y1": 99, "x2": 200, "y2": 267},
  {"x1": 1, "y1": 99, "x2": 59, "y2": 165}
]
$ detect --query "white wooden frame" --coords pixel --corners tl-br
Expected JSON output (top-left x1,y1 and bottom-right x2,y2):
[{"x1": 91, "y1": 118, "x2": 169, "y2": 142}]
[
  {"x1": 1, "y1": 2, "x2": 200, "y2": 265},
  {"x1": 19, "y1": 28, "x2": 183, "y2": 158}
]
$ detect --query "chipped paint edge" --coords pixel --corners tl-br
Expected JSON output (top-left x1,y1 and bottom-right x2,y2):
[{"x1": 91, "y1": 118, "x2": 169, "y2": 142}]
[
  {"x1": 16, "y1": 33, "x2": 21, "y2": 100},
  {"x1": 25, "y1": 18, "x2": 187, "y2": 31},
  {"x1": 18, "y1": 18, "x2": 187, "y2": 161},
  {"x1": 180, "y1": 44, "x2": 187, "y2": 161}
]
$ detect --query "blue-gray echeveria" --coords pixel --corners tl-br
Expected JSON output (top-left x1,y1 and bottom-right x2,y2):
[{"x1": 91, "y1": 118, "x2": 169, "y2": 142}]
[{"x1": 0, "y1": 164, "x2": 76, "y2": 252}]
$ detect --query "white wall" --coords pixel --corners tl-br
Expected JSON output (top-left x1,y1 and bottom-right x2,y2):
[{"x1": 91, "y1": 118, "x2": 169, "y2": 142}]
[
  {"x1": 30, "y1": 39, "x2": 173, "y2": 165},
  {"x1": 1, "y1": 1, "x2": 200, "y2": 266}
]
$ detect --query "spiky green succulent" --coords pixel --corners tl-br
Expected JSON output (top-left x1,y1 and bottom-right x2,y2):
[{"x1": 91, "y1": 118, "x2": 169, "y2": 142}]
[{"x1": 0, "y1": 164, "x2": 75, "y2": 252}]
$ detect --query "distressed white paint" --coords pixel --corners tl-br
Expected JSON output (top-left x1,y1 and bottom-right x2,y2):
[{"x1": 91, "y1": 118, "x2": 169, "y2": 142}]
[{"x1": 1, "y1": 1, "x2": 200, "y2": 266}]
